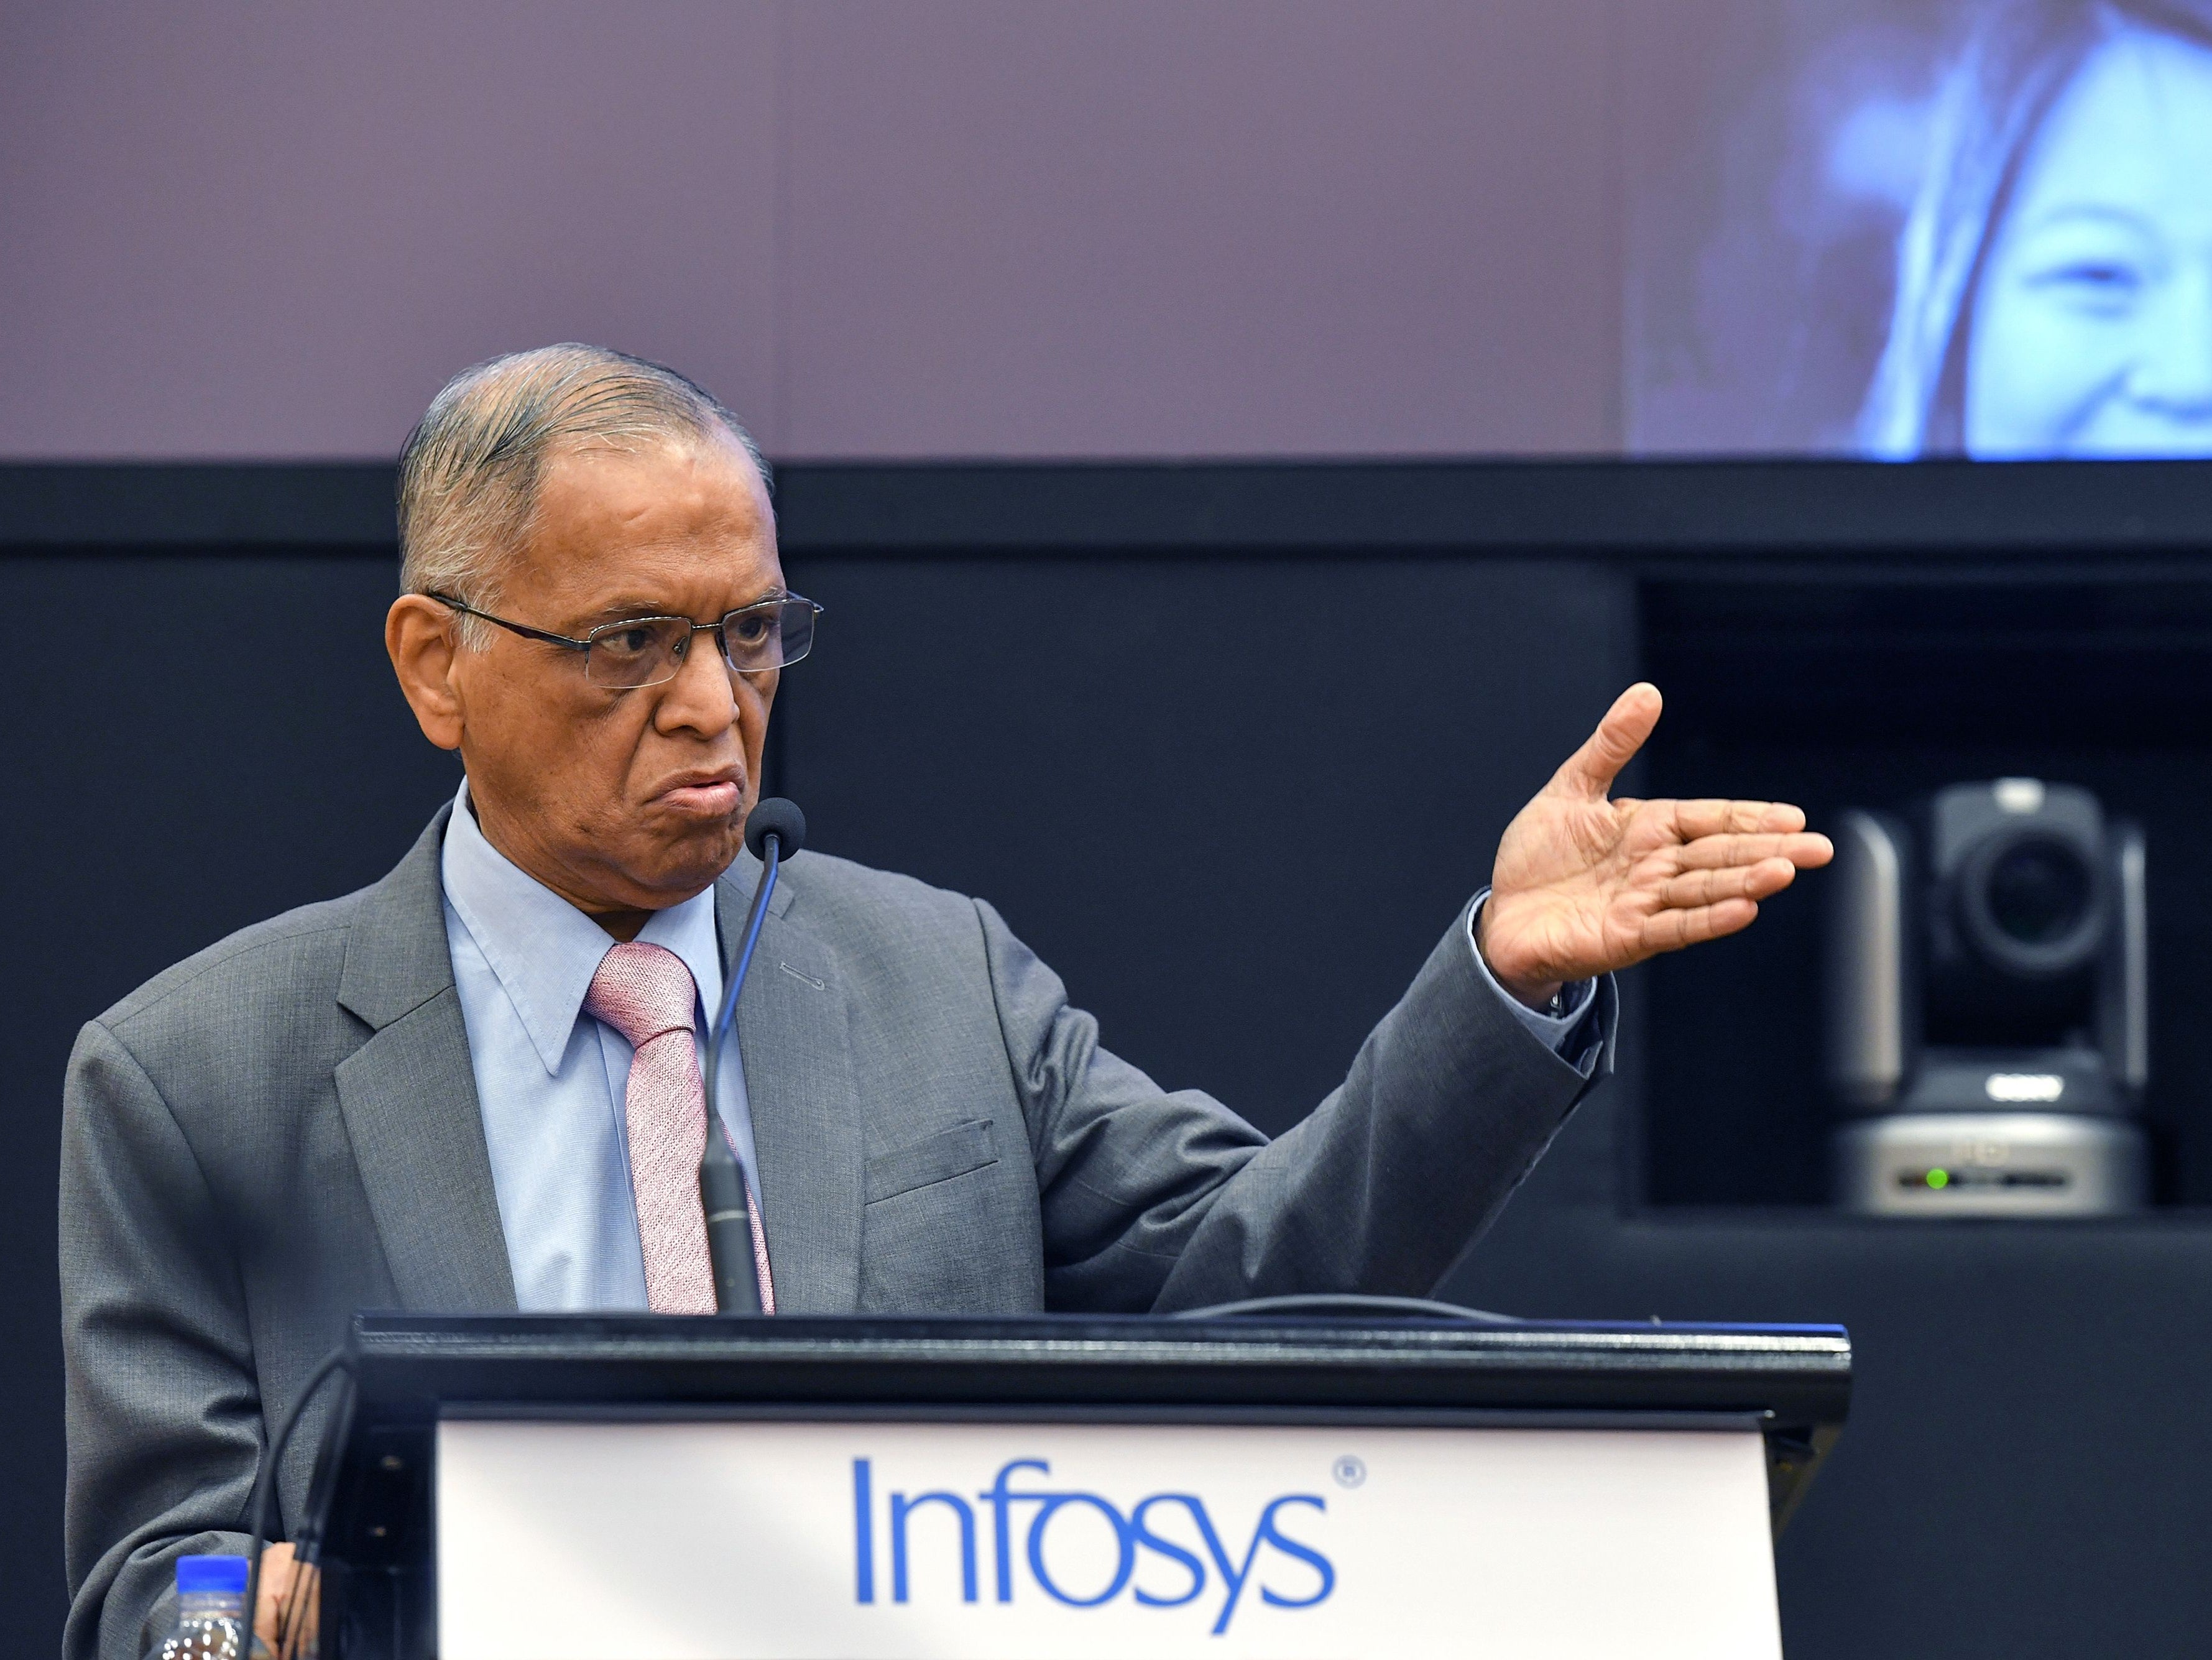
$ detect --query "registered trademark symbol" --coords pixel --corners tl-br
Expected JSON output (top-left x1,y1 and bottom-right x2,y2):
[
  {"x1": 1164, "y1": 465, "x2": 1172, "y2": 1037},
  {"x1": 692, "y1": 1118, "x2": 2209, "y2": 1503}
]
[{"x1": 1332, "y1": 1455, "x2": 1366, "y2": 1489}]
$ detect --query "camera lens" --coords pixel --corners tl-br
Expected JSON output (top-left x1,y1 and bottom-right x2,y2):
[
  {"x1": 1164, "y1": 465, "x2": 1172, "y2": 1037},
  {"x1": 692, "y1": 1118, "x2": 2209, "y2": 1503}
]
[{"x1": 1985, "y1": 837, "x2": 2092, "y2": 946}]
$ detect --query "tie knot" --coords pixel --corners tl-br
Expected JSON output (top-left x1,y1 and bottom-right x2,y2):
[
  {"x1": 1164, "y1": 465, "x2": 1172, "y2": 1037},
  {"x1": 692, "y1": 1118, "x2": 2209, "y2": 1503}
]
[{"x1": 584, "y1": 941, "x2": 698, "y2": 1048}]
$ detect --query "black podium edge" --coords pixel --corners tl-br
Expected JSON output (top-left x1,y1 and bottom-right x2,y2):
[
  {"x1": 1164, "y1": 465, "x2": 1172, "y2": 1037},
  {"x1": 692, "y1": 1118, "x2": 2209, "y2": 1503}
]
[{"x1": 326, "y1": 1313, "x2": 1850, "y2": 1536}]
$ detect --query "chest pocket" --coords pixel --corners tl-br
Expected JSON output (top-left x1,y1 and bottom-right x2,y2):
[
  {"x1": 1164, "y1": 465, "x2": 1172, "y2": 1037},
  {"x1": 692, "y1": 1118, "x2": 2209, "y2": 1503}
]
[{"x1": 865, "y1": 1118, "x2": 999, "y2": 1204}]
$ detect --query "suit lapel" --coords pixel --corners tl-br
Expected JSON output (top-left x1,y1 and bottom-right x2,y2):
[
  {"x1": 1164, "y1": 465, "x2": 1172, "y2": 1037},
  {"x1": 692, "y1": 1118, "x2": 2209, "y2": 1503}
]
[
  {"x1": 334, "y1": 808, "x2": 518, "y2": 1312},
  {"x1": 719, "y1": 857, "x2": 863, "y2": 1312}
]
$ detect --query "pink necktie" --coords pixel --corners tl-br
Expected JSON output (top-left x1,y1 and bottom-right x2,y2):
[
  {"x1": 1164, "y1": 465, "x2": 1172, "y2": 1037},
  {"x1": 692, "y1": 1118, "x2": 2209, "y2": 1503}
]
[{"x1": 584, "y1": 941, "x2": 775, "y2": 1314}]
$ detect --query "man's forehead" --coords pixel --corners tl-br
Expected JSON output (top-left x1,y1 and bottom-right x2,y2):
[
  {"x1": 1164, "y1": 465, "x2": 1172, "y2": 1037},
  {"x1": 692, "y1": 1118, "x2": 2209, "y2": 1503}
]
[{"x1": 514, "y1": 437, "x2": 781, "y2": 611}]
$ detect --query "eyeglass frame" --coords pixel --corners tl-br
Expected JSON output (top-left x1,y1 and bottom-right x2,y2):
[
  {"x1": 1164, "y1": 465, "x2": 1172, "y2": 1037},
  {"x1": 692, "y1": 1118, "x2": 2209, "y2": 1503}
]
[{"x1": 420, "y1": 589, "x2": 823, "y2": 686}]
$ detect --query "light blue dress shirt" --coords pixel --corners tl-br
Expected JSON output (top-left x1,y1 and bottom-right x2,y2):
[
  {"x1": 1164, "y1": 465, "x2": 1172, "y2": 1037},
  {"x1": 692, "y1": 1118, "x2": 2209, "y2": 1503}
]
[
  {"x1": 1470, "y1": 897, "x2": 1598, "y2": 1051},
  {"x1": 440, "y1": 781, "x2": 762, "y2": 1311},
  {"x1": 438, "y1": 779, "x2": 1593, "y2": 1312}
]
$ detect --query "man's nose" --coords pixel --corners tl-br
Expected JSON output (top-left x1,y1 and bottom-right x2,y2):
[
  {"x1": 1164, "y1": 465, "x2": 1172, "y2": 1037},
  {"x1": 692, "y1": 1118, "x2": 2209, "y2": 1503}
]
[
  {"x1": 653, "y1": 630, "x2": 739, "y2": 733},
  {"x1": 2129, "y1": 262, "x2": 2212, "y2": 416}
]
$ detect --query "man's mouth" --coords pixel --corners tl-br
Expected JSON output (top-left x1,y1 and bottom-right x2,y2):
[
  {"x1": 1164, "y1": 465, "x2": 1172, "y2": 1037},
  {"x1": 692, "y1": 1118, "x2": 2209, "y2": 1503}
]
[{"x1": 653, "y1": 772, "x2": 744, "y2": 819}]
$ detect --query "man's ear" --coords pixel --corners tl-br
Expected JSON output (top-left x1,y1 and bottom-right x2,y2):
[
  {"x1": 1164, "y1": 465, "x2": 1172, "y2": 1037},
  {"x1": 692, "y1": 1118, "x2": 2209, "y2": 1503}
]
[{"x1": 386, "y1": 595, "x2": 466, "y2": 751}]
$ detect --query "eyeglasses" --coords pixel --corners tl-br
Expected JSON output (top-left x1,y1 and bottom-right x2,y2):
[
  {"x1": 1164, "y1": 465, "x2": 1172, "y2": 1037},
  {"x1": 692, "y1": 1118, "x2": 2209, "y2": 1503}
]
[{"x1": 423, "y1": 591, "x2": 822, "y2": 689}]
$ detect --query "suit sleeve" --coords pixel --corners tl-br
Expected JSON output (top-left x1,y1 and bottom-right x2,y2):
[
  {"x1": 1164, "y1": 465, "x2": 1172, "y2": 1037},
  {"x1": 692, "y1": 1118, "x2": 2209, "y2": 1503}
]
[
  {"x1": 975, "y1": 897, "x2": 1615, "y2": 1313},
  {"x1": 60, "y1": 1018, "x2": 261, "y2": 1660}
]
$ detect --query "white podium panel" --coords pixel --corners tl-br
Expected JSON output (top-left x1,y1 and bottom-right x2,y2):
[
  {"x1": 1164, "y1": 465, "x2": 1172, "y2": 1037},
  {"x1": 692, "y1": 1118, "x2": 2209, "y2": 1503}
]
[{"x1": 438, "y1": 1416, "x2": 1781, "y2": 1659}]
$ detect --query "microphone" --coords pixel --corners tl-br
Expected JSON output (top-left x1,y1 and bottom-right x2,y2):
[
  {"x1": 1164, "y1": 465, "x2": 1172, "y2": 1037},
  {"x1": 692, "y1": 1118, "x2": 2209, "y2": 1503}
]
[{"x1": 699, "y1": 796, "x2": 807, "y2": 1314}]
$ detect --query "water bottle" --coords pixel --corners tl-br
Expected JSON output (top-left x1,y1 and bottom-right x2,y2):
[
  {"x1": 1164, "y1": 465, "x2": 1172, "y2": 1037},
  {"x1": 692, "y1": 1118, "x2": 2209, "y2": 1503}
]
[{"x1": 142, "y1": 1555, "x2": 273, "y2": 1660}]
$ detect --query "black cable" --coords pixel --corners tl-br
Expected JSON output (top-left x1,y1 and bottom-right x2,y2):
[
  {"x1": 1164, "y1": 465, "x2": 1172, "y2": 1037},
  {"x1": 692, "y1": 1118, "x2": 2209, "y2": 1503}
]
[
  {"x1": 241, "y1": 1345, "x2": 354, "y2": 1659},
  {"x1": 273, "y1": 1369, "x2": 357, "y2": 1659},
  {"x1": 1166, "y1": 1292, "x2": 1518, "y2": 1324}
]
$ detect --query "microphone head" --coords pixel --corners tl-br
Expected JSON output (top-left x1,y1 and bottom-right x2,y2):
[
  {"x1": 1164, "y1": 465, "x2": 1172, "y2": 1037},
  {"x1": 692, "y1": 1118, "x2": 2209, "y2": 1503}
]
[{"x1": 744, "y1": 796, "x2": 807, "y2": 861}]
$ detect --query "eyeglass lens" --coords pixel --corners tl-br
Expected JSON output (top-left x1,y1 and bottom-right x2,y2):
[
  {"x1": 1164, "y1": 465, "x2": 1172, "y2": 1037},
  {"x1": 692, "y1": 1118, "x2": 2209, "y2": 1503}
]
[{"x1": 584, "y1": 601, "x2": 817, "y2": 688}]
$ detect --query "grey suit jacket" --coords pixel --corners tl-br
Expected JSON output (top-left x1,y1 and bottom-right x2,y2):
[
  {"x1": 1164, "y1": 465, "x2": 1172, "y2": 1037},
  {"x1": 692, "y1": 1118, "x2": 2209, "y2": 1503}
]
[{"x1": 59, "y1": 806, "x2": 1613, "y2": 1659}]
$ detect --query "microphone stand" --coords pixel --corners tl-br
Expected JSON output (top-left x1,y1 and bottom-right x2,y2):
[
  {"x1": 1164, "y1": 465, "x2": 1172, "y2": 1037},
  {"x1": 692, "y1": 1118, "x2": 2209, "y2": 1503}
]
[{"x1": 698, "y1": 823, "x2": 788, "y2": 1315}]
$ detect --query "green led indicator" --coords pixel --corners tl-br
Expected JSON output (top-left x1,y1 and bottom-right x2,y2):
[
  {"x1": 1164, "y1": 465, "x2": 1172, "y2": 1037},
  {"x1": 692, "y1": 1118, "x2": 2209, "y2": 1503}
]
[{"x1": 1926, "y1": 1168, "x2": 1951, "y2": 1190}]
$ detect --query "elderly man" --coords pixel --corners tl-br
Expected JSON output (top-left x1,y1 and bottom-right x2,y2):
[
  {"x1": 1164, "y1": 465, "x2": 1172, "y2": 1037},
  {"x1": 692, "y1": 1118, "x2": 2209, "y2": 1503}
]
[{"x1": 60, "y1": 344, "x2": 1830, "y2": 1659}]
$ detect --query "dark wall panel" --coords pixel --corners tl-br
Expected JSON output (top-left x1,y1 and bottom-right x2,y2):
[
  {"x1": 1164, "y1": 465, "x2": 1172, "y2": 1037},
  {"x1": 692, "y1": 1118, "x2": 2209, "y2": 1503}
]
[{"x1": 775, "y1": 555, "x2": 1636, "y2": 1135}]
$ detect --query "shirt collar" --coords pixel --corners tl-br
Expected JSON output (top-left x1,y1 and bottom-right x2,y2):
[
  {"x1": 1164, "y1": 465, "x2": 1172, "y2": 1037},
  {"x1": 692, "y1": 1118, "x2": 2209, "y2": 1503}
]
[{"x1": 440, "y1": 779, "x2": 726, "y2": 1074}]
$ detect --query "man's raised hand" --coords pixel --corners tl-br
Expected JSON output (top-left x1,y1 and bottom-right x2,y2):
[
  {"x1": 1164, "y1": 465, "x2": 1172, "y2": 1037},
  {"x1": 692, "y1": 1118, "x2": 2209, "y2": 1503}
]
[{"x1": 1475, "y1": 683, "x2": 1833, "y2": 1008}]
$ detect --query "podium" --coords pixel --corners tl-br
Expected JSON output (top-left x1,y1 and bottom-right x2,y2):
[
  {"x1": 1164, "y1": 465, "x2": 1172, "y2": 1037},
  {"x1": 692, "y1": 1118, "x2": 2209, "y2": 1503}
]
[{"x1": 314, "y1": 1312, "x2": 1850, "y2": 1660}]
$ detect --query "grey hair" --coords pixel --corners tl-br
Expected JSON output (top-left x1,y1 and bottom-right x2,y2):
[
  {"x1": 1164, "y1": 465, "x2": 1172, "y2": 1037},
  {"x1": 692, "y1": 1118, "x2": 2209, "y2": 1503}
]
[{"x1": 397, "y1": 344, "x2": 772, "y2": 641}]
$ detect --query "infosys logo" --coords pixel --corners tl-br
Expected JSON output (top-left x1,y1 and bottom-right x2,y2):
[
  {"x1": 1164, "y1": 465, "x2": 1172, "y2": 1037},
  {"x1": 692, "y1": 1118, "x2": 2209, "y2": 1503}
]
[{"x1": 850, "y1": 1457, "x2": 1336, "y2": 1634}]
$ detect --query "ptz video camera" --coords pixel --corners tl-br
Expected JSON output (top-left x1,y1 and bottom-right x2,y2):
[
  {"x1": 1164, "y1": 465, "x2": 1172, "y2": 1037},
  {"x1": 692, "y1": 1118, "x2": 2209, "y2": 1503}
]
[{"x1": 1826, "y1": 779, "x2": 2147, "y2": 1216}]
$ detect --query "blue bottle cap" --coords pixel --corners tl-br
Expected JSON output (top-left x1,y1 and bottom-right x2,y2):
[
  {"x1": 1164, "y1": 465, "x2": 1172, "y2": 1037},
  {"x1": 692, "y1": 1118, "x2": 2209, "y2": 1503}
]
[{"x1": 175, "y1": 1555, "x2": 250, "y2": 1595}]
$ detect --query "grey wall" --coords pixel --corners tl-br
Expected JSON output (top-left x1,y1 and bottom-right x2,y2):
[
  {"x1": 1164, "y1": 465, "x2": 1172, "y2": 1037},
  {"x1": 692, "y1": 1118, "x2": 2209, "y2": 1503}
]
[{"x1": 0, "y1": 1, "x2": 1620, "y2": 460}]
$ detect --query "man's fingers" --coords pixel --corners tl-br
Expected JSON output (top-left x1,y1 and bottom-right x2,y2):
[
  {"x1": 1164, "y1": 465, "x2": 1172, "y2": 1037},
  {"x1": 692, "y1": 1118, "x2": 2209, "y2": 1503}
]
[
  {"x1": 1673, "y1": 831, "x2": 1833, "y2": 872},
  {"x1": 1659, "y1": 857, "x2": 1800, "y2": 910},
  {"x1": 1640, "y1": 897, "x2": 1759, "y2": 954},
  {"x1": 1557, "y1": 683, "x2": 1663, "y2": 797},
  {"x1": 1671, "y1": 798, "x2": 1809, "y2": 840},
  {"x1": 254, "y1": 1544, "x2": 298, "y2": 1649}
]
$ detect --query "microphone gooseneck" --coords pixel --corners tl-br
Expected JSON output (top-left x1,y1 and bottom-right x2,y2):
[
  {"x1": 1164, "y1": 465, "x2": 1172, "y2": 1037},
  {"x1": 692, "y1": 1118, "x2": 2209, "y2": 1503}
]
[{"x1": 699, "y1": 798, "x2": 808, "y2": 1315}]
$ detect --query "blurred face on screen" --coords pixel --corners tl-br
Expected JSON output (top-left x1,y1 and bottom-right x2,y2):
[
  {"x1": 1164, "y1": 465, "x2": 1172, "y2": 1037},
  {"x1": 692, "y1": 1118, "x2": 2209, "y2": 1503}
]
[
  {"x1": 1965, "y1": 28, "x2": 2212, "y2": 458},
  {"x1": 443, "y1": 435, "x2": 781, "y2": 926}
]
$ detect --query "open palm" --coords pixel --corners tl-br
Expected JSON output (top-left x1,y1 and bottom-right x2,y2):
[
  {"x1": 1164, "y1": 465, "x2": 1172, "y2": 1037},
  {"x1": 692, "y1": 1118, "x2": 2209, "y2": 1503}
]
[{"x1": 1477, "y1": 684, "x2": 1833, "y2": 1005}]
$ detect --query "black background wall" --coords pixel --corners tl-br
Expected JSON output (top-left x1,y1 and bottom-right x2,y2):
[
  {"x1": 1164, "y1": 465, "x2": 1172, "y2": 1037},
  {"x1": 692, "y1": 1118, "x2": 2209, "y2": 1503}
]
[{"x1": 11, "y1": 461, "x2": 2212, "y2": 1659}]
